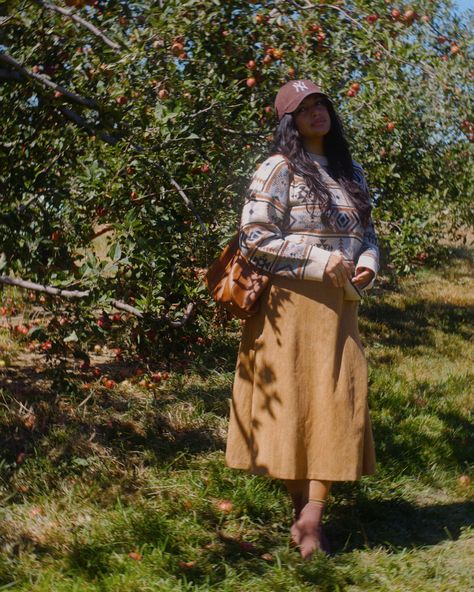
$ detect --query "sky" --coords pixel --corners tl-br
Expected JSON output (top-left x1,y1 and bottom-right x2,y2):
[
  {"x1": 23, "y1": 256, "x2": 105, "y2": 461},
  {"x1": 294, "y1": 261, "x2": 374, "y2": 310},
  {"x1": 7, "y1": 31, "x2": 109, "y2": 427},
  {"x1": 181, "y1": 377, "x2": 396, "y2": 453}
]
[{"x1": 453, "y1": 0, "x2": 473, "y2": 14}]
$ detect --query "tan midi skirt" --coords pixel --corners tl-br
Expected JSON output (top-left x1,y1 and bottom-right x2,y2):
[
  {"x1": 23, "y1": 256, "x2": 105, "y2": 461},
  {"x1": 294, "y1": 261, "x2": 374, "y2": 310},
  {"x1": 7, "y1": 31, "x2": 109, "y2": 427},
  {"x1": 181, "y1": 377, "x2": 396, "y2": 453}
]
[{"x1": 224, "y1": 274, "x2": 376, "y2": 481}]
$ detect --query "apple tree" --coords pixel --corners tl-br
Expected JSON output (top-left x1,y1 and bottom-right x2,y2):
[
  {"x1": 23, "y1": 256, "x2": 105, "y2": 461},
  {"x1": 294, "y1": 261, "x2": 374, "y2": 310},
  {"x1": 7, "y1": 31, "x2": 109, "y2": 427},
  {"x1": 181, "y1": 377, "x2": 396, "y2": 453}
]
[{"x1": 0, "y1": 0, "x2": 472, "y2": 365}]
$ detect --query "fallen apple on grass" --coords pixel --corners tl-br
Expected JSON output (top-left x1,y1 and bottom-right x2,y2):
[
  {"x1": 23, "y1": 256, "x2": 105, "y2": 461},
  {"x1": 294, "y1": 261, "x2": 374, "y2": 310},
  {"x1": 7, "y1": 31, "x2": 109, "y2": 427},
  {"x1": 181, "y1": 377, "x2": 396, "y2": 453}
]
[{"x1": 216, "y1": 499, "x2": 233, "y2": 513}]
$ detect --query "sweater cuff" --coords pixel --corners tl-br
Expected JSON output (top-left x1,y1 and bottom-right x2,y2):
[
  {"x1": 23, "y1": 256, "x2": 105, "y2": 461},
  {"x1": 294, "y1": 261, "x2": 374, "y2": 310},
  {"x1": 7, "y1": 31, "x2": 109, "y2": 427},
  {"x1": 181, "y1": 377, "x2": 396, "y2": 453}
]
[
  {"x1": 356, "y1": 254, "x2": 378, "y2": 290},
  {"x1": 356, "y1": 253, "x2": 378, "y2": 274},
  {"x1": 303, "y1": 246, "x2": 332, "y2": 281}
]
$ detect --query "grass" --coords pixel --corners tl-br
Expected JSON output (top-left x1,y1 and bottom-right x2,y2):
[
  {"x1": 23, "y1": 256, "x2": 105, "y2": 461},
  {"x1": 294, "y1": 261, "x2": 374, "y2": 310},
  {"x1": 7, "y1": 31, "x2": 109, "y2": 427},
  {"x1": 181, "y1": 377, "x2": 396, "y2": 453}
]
[{"x1": 0, "y1": 245, "x2": 473, "y2": 591}]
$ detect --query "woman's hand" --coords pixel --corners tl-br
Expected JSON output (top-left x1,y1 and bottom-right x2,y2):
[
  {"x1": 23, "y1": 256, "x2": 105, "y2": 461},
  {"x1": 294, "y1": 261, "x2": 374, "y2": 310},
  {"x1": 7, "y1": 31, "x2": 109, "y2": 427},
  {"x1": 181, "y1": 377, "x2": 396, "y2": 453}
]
[
  {"x1": 323, "y1": 252, "x2": 354, "y2": 288},
  {"x1": 351, "y1": 266, "x2": 375, "y2": 289}
]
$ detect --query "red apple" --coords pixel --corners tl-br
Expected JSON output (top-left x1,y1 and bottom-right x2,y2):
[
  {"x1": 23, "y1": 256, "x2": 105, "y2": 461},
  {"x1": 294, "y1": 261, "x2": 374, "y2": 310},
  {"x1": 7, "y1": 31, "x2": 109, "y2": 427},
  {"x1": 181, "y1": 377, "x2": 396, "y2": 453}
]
[
  {"x1": 97, "y1": 317, "x2": 109, "y2": 329},
  {"x1": 385, "y1": 122, "x2": 396, "y2": 132},
  {"x1": 116, "y1": 95, "x2": 128, "y2": 105},
  {"x1": 246, "y1": 77, "x2": 257, "y2": 88},
  {"x1": 216, "y1": 499, "x2": 233, "y2": 513},
  {"x1": 178, "y1": 560, "x2": 196, "y2": 569},
  {"x1": 171, "y1": 42, "x2": 184, "y2": 56},
  {"x1": 16, "y1": 452, "x2": 27, "y2": 465},
  {"x1": 29, "y1": 506, "x2": 44, "y2": 518},
  {"x1": 366, "y1": 14, "x2": 379, "y2": 25},
  {"x1": 403, "y1": 9, "x2": 417, "y2": 24},
  {"x1": 158, "y1": 88, "x2": 169, "y2": 99}
]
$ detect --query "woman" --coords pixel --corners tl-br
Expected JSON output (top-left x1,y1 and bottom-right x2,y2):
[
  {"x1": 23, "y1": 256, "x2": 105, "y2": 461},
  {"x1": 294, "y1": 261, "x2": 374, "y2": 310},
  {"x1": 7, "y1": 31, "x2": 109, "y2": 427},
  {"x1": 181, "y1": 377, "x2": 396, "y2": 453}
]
[{"x1": 224, "y1": 79, "x2": 379, "y2": 560}]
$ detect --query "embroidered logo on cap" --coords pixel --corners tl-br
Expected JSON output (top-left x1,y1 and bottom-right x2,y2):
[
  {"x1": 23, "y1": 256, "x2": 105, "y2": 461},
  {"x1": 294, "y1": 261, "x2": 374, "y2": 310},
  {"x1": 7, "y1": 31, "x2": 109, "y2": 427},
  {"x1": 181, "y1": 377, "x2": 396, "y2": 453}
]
[{"x1": 293, "y1": 81, "x2": 309, "y2": 92}]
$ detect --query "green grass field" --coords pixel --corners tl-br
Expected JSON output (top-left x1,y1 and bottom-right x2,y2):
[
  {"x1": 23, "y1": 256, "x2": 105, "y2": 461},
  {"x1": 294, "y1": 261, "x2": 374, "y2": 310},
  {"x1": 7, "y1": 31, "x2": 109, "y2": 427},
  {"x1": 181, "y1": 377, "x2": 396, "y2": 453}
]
[{"x1": 0, "y1": 246, "x2": 473, "y2": 591}]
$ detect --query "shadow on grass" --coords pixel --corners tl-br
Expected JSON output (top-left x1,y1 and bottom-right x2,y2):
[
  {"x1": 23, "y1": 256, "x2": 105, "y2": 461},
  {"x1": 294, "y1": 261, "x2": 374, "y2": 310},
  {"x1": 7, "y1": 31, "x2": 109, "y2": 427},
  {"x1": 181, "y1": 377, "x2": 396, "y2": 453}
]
[
  {"x1": 360, "y1": 298, "x2": 473, "y2": 350},
  {"x1": 327, "y1": 498, "x2": 474, "y2": 553},
  {"x1": 367, "y1": 371, "x2": 474, "y2": 474}
]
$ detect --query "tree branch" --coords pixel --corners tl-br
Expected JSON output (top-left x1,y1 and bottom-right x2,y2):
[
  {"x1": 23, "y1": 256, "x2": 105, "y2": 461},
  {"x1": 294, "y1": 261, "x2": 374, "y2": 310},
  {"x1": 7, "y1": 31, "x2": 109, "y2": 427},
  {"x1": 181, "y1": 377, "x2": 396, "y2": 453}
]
[
  {"x1": 92, "y1": 224, "x2": 114, "y2": 240},
  {"x1": 0, "y1": 15, "x2": 14, "y2": 27},
  {"x1": 0, "y1": 276, "x2": 195, "y2": 327},
  {"x1": 36, "y1": 0, "x2": 123, "y2": 52},
  {"x1": 131, "y1": 143, "x2": 207, "y2": 234},
  {"x1": 0, "y1": 52, "x2": 99, "y2": 110},
  {"x1": 0, "y1": 275, "x2": 90, "y2": 298},
  {"x1": 169, "y1": 176, "x2": 207, "y2": 233},
  {"x1": 57, "y1": 106, "x2": 120, "y2": 144}
]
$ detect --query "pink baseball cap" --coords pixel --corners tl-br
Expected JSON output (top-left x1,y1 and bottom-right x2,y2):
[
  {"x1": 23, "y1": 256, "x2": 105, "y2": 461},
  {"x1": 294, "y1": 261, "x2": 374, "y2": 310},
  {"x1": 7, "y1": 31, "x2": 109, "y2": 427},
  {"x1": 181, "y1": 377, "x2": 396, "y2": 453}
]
[{"x1": 274, "y1": 79, "x2": 332, "y2": 121}]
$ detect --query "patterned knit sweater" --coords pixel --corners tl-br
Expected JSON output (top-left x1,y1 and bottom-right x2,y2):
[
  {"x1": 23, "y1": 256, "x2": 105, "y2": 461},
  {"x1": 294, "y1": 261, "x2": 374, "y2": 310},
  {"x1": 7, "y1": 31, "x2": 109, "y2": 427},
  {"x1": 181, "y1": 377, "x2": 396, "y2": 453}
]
[{"x1": 239, "y1": 152, "x2": 379, "y2": 287}]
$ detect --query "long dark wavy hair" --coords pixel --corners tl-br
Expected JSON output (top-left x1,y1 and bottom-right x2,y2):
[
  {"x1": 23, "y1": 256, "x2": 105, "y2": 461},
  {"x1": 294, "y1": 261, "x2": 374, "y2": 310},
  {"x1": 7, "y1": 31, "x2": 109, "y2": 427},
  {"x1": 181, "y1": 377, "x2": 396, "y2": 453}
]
[{"x1": 269, "y1": 97, "x2": 372, "y2": 228}]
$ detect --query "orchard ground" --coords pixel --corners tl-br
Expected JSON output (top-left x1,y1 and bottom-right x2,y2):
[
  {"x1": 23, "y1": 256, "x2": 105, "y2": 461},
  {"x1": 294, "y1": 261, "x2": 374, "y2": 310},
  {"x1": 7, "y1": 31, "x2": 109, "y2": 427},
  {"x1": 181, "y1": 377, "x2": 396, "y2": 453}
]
[{"x1": 0, "y1": 240, "x2": 473, "y2": 591}]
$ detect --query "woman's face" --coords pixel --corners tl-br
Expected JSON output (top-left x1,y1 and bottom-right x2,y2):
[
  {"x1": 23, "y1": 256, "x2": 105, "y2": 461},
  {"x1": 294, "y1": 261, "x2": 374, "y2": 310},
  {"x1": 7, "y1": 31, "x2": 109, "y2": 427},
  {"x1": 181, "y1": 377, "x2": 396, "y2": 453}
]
[{"x1": 292, "y1": 94, "x2": 331, "y2": 139}]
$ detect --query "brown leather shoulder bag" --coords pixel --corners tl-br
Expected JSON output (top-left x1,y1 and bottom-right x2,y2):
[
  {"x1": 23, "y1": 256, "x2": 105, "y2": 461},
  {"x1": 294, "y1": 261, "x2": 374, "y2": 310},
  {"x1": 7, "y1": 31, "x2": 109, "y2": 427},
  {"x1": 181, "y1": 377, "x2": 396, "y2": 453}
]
[{"x1": 204, "y1": 232, "x2": 271, "y2": 320}]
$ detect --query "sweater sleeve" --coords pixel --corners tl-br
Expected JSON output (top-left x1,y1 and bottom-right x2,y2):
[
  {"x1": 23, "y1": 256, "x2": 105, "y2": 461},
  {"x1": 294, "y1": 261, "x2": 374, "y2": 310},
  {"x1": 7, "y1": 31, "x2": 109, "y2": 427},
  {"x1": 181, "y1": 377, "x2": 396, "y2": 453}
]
[
  {"x1": 352, "y1": 162, "x2": 380, "y2": 289},
  {"x1": 239, "y1": 155, "x2": 332, "y2": 281}
]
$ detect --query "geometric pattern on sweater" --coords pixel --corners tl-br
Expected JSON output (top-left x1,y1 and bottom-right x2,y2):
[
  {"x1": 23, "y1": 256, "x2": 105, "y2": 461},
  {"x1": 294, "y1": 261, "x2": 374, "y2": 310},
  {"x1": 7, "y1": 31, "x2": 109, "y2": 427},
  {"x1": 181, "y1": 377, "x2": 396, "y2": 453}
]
[{"x1": 239, "y1": 153, "x2": 380, "y2": 283}]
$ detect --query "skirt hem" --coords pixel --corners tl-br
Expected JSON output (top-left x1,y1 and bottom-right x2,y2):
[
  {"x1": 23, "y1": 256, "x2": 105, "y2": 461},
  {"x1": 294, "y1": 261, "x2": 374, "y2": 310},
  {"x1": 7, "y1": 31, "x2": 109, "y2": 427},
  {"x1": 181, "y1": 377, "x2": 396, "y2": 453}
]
[{"x1": 224, "y1": 459, "x2": 376, "y2": 482}]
